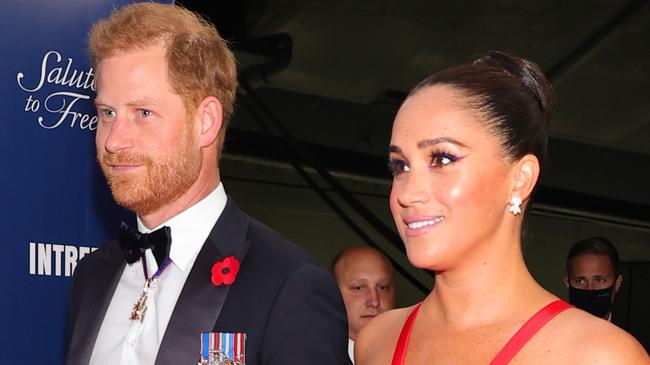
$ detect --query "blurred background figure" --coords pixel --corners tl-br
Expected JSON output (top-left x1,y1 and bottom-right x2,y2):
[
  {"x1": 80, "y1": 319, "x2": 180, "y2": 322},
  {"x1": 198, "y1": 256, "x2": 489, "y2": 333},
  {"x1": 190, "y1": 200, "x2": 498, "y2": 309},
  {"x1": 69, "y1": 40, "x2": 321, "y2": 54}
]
[
  {"x1": 332, "y1": 246, "x2": 396, "y2": 364},
  {"x1": 565, "y1": 236, "x2": 623, "y2": 322}
]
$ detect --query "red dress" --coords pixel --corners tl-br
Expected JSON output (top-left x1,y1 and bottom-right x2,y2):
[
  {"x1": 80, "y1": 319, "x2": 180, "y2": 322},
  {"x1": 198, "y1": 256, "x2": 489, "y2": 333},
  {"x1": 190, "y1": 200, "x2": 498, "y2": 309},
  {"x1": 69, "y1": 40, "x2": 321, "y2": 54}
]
[{"x1": 391, "y1": 300, "x2": 572, "y2": 365}]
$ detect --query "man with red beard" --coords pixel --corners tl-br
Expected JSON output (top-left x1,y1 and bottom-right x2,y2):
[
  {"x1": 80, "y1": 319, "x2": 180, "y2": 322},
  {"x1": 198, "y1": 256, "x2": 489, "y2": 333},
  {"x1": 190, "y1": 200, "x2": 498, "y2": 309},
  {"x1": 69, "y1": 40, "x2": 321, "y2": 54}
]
[{"x1": 65, "y1": 3, "x2": 350, "y2": 365}]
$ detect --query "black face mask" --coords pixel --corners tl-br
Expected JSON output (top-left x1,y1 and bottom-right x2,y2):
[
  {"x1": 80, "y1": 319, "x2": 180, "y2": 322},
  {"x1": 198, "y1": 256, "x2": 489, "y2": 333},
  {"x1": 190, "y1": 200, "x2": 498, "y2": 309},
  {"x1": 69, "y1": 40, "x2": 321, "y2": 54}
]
[{"x1": 568, "y1": 285, "x2": 614, "y2": 318}]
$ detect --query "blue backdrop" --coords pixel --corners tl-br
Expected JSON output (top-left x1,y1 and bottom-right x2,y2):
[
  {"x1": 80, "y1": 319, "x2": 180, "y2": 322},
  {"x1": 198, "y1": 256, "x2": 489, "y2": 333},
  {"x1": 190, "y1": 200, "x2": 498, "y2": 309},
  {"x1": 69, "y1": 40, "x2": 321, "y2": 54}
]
[{"x1": 0, "y1": 0, "x2": 171, "y2": 362}]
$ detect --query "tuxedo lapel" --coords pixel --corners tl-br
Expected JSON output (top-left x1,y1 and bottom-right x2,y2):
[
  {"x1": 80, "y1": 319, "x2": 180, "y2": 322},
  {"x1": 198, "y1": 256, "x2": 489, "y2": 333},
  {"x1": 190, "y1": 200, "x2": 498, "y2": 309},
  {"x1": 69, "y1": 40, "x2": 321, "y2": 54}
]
[
  {"x1": 155, "y1": 198, "x2": 251, "y2": 365},
  {"x1": 67, "y1": 241, "x2": 125, "y2": 365}
]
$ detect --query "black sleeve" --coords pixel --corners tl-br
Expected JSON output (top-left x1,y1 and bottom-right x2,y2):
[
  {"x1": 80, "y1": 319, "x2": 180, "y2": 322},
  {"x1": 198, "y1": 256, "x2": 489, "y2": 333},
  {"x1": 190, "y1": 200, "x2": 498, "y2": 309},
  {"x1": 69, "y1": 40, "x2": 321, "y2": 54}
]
[
  {"x1": 64, "y1": 253, "x2": 87, "y2": 363},
  {"x1": 261, "y1": 264, "x2": 352, "y2": 365}
]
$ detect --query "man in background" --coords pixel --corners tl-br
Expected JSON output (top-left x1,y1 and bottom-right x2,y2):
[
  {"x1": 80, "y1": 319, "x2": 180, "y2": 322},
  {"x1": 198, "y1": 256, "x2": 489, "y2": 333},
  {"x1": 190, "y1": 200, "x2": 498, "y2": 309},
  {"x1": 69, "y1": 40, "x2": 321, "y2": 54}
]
[
  {"x1": 332, "y1": 246, "x2": 396, "y2": 364},
  {"x1": 65, "y1": 3, "x2": 350, "y2": 364},
  {"x1": 565, "y1": 236, "x2": 623, "y2": 322}
]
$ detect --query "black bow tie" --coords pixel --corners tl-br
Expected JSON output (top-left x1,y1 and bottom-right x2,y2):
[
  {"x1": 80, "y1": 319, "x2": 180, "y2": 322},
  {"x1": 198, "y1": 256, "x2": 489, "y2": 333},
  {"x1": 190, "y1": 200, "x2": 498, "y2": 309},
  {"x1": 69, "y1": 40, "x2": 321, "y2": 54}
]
[{"x1": 118, "y1": 222, "x2": 171, "y2": 268}]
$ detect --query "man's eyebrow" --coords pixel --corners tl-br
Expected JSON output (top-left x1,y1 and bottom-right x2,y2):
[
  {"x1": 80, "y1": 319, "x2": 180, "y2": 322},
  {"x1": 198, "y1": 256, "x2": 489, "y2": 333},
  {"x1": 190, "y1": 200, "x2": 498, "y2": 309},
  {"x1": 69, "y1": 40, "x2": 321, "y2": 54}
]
[
  {"x1": 128, "y1": 98, "x2": 161, "y2": 107},
  {"x1": 93, "y1": 98, "x2": 162, "y2": 108},
  {"x1": 93, "y1": 99, "x2": 107, "y2": 107}
]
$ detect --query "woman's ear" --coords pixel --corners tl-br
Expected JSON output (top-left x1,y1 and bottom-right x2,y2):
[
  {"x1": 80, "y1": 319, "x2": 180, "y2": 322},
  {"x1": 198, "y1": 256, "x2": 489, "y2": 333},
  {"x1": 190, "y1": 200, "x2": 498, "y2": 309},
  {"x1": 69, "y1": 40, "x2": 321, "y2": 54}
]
[
  {"x1": 195, "y1": 96, "x2": 223, "y2": 148},
  {"x1": 510, "y1": 154, "x2": 540, "y2": 202}
]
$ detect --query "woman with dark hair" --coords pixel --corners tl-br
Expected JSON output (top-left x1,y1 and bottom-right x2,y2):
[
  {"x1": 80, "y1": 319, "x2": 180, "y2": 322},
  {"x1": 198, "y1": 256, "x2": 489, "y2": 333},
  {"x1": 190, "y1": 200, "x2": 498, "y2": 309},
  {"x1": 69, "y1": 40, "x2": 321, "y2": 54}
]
[{"x1": 355, "y1": 51, "x2": 648, "y2": 364}]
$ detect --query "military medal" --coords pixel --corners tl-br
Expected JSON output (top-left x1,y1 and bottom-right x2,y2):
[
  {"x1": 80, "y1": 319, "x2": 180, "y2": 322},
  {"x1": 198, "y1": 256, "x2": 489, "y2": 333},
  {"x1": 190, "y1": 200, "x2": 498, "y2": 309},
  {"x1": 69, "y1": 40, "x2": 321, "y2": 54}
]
[
  {"x1": 130, "y1": 280, "x2": 152, "y2": 322},
  {"x1": 129, "y1": 259, "x2": 171, "y2": 323},
  {"x1": 198, "y1": 332, "x2": 246, "y2": 365}
]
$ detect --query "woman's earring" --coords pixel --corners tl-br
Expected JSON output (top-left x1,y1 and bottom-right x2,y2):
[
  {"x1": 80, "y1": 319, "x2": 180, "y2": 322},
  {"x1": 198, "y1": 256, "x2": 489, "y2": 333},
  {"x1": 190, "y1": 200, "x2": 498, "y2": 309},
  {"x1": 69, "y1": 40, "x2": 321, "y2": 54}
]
[{"x1": 508, "y1": 197, "x2": 522, "y2": 216}]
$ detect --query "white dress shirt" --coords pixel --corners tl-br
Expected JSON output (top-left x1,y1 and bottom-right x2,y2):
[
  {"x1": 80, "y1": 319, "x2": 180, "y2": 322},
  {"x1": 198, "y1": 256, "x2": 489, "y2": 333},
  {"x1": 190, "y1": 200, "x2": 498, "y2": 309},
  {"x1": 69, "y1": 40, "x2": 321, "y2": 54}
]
[
  {"x1": 90, "y1": 183, "x2": 227, "y2": 365},
  {"x1": 348, "y1": 338, "x2": 355, "y2": 364}
]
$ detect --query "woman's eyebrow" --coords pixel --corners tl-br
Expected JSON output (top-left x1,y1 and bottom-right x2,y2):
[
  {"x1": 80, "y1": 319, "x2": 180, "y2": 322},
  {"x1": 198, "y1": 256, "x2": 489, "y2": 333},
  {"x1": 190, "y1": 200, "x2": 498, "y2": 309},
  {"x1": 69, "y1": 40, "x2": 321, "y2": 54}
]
[{"x1": 417, "y1": 136, "x2": 466, "y2": 149}]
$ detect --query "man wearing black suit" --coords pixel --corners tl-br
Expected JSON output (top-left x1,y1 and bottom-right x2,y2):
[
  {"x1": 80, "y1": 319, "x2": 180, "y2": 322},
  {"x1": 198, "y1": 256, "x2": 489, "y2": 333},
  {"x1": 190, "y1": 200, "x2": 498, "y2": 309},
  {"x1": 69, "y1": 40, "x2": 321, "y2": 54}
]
[
  {"x1": 564, "y1": 237, "x2": 623, "y2": 323},
  {"x1": 65, "y1": 3, "x2": 350, "y2": 364}
]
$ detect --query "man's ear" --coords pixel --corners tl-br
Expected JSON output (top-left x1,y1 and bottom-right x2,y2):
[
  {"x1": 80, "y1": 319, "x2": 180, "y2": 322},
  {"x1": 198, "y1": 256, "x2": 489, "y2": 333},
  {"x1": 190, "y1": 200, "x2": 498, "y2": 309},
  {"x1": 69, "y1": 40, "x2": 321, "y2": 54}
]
[
  {"x1": 563, "y1": 276, "x2": 570, "y2": 288},
  {"x1": 509, "y1": 154, "x2": 540, "y2": 202},
  {"x1": 195, "y1": 96, "x2": 223, "y2": 148},
  {"x1": 614, "y1": 274, "x2": 623, "y2": 293}
]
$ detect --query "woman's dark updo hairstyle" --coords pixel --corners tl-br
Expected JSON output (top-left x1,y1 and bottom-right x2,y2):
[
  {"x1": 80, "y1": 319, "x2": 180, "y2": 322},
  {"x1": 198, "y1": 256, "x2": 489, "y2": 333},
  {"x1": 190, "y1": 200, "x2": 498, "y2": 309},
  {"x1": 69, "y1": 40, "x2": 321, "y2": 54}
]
[{"x1": 408, "y1": 50, "x2": 554, "y2": 174}]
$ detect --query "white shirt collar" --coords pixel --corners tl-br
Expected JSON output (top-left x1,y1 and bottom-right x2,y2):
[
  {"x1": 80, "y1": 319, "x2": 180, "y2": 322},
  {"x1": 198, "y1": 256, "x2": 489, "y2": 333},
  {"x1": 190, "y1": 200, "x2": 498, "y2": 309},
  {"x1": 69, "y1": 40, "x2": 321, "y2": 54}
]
[{"x1": 137, "y1": 183, "x2": 227, "y2": 271}]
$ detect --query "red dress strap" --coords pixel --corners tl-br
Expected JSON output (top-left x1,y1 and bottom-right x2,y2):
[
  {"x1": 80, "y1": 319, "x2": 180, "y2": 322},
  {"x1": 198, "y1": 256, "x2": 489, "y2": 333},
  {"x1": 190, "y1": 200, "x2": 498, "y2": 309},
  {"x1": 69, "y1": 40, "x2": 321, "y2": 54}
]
[
  {"x1": 391, "y1": 300, "x2": 571, "y2": 365},
  {"x1": 489, "y1": 300, "x2": 573, "y2": 365},
  {"x1": 391, "y1": 303, "x2": 422, "y2": 365}
]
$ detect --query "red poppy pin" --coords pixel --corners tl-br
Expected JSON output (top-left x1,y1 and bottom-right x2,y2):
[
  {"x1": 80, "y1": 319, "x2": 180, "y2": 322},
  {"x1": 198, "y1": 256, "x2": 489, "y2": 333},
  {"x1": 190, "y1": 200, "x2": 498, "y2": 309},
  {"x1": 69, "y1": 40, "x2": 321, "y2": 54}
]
[{"x1": 211, "y1": 256, "x2": 240, "y2": 286}]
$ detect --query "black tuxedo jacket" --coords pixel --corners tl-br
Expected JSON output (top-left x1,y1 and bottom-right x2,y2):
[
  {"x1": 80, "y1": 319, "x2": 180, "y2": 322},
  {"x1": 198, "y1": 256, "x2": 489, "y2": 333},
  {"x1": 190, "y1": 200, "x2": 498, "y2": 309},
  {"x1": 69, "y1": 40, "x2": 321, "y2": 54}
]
[{"x1": 65, "y1": 198, "x2": 351, "y2": 365}]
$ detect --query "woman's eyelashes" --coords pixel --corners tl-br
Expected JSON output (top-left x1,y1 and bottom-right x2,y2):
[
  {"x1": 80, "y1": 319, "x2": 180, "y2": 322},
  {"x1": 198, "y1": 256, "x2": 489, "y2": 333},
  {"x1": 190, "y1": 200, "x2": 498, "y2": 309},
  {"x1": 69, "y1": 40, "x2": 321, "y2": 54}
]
[
  {"x1": 388, "y1": 158, "x2": 409, "y2": 176},
  {"x1": 430, "y1": 149, "x2": 460, "y2": 167},
  {"x1": 388, "y1": 149, "x2": 462, "y2": 176}
]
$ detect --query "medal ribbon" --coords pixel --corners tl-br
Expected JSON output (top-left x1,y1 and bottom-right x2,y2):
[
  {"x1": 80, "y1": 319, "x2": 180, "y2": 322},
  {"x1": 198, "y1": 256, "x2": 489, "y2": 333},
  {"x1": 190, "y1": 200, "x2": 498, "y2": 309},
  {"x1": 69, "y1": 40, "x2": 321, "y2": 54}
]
[
  {"x1": 143, "y1": 254, "x2": 172, "y2": 281},
  {"x1": 200, "y1": 332, "x2": 246, "y2": 364}
]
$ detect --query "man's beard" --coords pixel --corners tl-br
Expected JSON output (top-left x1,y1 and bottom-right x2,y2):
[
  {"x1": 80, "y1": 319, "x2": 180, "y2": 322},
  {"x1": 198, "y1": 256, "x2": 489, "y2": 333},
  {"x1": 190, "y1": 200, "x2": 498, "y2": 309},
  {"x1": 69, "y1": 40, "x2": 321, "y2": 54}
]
[{"x1": 98, "y1": 130, "x2": 201, "y2": 216}]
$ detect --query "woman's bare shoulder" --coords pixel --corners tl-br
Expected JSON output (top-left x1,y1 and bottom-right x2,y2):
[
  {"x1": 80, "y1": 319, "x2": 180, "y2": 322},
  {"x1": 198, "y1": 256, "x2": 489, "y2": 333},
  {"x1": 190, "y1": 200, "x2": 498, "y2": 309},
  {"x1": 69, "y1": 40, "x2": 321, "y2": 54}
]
[
  {"x1": 545, "y1": 308, "x2": 649, "y2": 364},
  {"x1": 355, "y1": 305, "x2": 418, "y2": 365}
]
